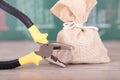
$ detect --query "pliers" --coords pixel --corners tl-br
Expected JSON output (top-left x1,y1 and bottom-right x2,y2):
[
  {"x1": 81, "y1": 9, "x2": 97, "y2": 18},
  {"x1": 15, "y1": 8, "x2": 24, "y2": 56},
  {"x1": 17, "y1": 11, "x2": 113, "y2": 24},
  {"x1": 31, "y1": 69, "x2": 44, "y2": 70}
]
[{"x1": 0, "y1": 0, "x2": 71, "y2": 69}]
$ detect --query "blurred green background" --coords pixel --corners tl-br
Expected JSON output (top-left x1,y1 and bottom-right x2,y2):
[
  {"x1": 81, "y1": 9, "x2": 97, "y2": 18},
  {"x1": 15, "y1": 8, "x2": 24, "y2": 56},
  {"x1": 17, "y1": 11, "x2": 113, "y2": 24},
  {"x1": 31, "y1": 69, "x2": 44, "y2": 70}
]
[{"x1": 0, "y1": 0, "x2": 120, "y2": 41}]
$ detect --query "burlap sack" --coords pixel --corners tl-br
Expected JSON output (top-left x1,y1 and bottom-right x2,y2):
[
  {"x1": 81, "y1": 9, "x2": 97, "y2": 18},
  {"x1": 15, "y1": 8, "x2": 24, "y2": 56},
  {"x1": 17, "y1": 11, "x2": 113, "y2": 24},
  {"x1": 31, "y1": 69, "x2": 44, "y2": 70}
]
[
  {"x1": 51, "y1": 0, "x2": 97, "y2": 23},
  {"x1": 51, "y1": 0, "x2": 110, "y2": 64}
]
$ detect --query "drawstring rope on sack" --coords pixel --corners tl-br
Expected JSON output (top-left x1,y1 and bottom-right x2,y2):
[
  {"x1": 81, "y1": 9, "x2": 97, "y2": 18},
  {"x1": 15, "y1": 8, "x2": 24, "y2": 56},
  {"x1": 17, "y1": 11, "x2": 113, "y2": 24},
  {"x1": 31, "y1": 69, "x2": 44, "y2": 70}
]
[
  {"x1": 63, "y1": 22, "x2": 98, "y2": 30},
  {"x1": 63, "y1": 22, "x2": 83, "y2": 29}
]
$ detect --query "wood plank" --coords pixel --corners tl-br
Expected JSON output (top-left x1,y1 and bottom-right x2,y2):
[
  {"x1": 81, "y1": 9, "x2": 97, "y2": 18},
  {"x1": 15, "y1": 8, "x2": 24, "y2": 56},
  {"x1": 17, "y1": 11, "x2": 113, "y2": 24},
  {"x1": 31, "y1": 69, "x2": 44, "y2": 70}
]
[{"x1": 0, "y1": 41, "x2": 120, "y2": 80}]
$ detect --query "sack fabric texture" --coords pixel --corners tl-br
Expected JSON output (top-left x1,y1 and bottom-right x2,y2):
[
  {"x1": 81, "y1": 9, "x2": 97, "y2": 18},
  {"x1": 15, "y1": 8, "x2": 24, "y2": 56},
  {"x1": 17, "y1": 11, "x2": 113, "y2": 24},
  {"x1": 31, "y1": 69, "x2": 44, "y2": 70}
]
[{"x1": 51, "y1": 0, "x2": 110, "y2": 64}]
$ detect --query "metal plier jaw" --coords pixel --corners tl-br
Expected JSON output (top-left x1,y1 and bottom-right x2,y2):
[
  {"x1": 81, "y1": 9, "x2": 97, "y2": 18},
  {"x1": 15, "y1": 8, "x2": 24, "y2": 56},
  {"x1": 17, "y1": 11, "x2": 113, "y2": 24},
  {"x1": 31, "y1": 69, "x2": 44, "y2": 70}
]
[
  {"x1": 36, "y1": 42, "x2": 72, "y2": 67},
  {"x1": 36, "y1": 42, "x2": 72, "y2": 58}
]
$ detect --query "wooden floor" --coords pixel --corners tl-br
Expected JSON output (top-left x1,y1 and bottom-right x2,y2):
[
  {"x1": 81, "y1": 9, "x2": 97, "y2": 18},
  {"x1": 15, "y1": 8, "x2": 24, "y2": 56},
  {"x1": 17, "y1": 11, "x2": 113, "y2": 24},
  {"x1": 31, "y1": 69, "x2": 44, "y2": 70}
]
[{"x1": 0, "y1": 41, "x2": 120, "y2": 80}]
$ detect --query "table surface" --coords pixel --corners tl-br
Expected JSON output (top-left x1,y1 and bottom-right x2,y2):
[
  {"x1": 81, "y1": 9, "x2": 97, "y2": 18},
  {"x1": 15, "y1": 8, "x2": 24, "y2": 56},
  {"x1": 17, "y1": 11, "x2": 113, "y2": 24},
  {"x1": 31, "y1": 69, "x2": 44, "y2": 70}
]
[{"x1": 0, "y1": 41, "x2": 120, "y2": 80}]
